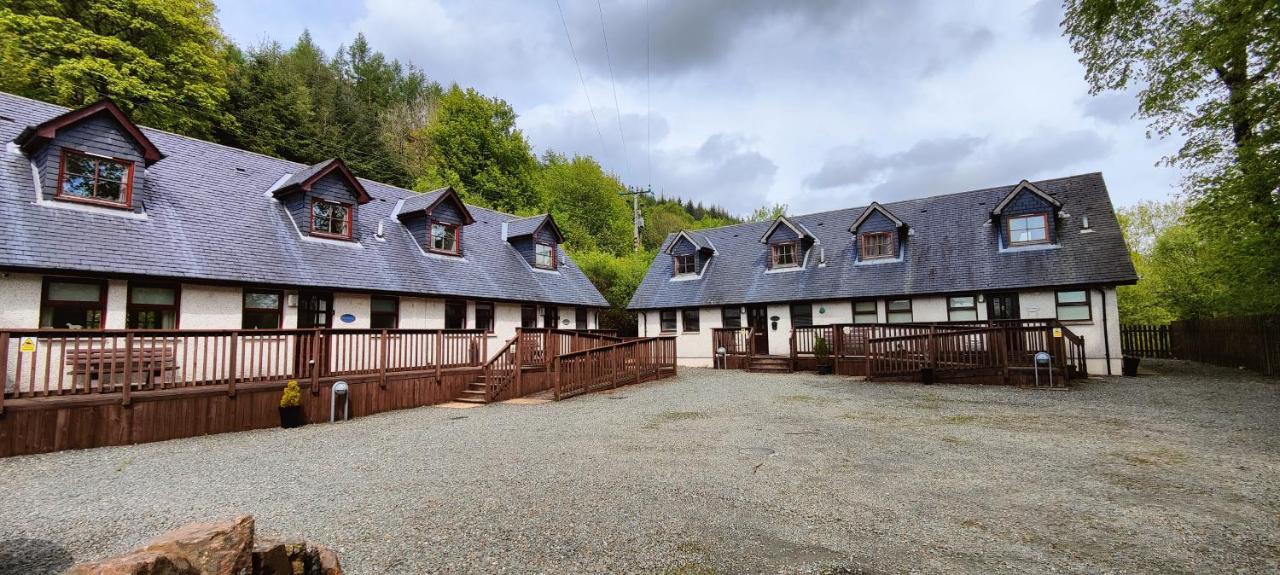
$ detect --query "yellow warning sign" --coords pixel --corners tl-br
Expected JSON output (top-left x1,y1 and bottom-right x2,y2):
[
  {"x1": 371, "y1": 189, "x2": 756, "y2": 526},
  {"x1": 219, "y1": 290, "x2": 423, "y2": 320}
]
[
  {"x1": 1052, "y1": 327, "x2": 1063, "y2": 338},
  {"x1": 19, "y1": 336, "x2": 37, "y2": 353}
]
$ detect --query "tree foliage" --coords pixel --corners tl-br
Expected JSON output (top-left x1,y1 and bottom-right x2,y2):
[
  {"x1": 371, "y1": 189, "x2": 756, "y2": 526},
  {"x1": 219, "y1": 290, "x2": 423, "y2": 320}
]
[{"x1": 1066, "y1": 0, "x2": 1280, "y2": 319}]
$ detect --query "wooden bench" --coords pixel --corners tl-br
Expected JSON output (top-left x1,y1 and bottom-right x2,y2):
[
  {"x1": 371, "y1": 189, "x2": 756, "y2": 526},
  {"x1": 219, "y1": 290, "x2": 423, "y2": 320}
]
[{"x1": 66, "y1": 347, "x2": 178, "y2": 389}]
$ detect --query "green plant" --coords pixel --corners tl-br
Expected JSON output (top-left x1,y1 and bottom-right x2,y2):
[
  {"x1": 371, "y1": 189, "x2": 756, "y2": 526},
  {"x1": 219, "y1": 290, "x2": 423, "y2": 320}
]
[
  {"x1": 813, "y1": 336, "x2": 831, "y2": 363},
  {"x1": 280, "y1": 380, "x2": 301, "y2": 408}
]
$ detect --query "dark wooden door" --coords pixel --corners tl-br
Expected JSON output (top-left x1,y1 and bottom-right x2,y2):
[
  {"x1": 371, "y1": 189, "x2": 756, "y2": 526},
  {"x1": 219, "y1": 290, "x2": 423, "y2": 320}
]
[
  {"x1": 987, "y1": 293, "x2": 1020, "y2": 321},
  {"x1": 746, "y1": 305, "x2": 769, "y2": 354},
  {"x1": 297, "y1": 291, "x2": 334, "y2": 328}
]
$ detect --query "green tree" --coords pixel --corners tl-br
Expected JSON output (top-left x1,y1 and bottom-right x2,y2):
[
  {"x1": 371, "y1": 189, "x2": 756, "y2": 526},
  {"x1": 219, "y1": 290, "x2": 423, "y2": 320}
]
[
  {"x1": 416, "y1": 85, "x2": 539, "y2": 213},
  {"x1": 572, "y1": 249, "x2": 655, "y2": 335},
  {"x1": 536, "y1": 152, "x2": 633, "y2": 255},
  {"x1": 1065, "y1": 0, "x2": 1280, "y2": 316},
  {"x1": 0, "y1": 0, "x2": 230, "y2": 137},
  {"x1": 1116, "y1": 200, "x2": 1185, "y2": 323},
  {"x1": 747, "y1": 203, "x2": 789, "y2": 222}
]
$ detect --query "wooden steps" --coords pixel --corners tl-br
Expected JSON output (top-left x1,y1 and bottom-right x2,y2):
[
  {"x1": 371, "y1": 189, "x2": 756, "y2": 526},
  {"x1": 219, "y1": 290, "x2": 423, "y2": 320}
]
[
  {"x1": 747, "y1": 355, "x2": 793, "y2": 373},
  {"x1": 454, "y1": 378, "x2": 490, "y2": 403}
]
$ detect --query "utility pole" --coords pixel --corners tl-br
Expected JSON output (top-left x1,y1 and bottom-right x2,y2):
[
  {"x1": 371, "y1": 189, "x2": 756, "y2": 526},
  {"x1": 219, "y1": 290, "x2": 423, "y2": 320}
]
[{"x1": 620, "y1": 186, "x2": 652, "y2": 252}]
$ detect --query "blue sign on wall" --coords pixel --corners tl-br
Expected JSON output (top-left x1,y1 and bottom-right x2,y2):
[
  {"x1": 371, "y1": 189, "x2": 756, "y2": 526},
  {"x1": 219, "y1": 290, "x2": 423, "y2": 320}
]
[{"x1": 340, "y1": 314, "x2": 356, "y2": 324}]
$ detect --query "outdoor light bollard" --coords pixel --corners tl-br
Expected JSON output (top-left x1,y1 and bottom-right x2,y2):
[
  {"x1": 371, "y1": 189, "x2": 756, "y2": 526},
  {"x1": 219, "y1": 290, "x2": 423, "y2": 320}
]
[
  {"x1": 330, "y1": 380, "x2": 350, "y2": 423},
  {"x1": 1034, "y1": 351, "x2": 1053, "y2": 388},
  {"x1": 716, "y1": 346, "x2": 727, "y2": 369}
]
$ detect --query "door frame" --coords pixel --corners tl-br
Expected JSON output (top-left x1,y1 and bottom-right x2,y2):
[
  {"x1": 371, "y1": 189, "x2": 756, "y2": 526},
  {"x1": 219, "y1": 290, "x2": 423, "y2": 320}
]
[
  {"x1": 986, "y1": 292, "x2": 1020, "y2": 321},
  {"x1": 746, "y1": 305, "x2": 770, "y2": 355}
]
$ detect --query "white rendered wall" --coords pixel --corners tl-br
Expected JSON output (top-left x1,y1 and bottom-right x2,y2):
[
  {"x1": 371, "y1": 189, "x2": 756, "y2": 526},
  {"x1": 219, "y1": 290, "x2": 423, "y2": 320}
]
[
  {"x1": 0, "y1": 272, "x2": 42, "y2": 329},
  {"x1": 179, "y1": 284, "x2": 243, "y2": 329}
]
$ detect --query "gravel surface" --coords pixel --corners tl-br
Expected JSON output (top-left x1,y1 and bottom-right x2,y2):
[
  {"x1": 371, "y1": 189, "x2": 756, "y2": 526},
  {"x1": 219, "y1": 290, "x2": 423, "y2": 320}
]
[{"x1": 1, "y1": 360, "x2": 1278, "y2": 574}]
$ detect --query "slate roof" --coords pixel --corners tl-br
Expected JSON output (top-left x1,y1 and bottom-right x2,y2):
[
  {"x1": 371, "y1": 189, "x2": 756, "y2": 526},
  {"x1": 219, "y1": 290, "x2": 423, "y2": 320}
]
[
  {"x1": 628, "y1": 173, "x2": 1137, "y2": 310},
  {"x1": 397, "y1": 188, "x2": 447, "y2": 215},
  {"x1": 0, "y1": 92, "x2": 608, "y2": 307},
  {"x1": 505, "y1": 214, "x2": 550, "y2": 238}
]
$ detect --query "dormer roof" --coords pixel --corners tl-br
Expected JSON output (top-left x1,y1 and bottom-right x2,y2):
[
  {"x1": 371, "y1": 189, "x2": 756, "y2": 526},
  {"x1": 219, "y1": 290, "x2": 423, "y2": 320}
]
[
  {"x1": 272, "y1": 158, "x2": 372, "y2": 205},
  {"x1": 758, "y1": 215, "x2": 816, "y2": 244},
  {"x1": 395, "y1": 187, "x2": 476, "y2": 225},
  {"x1": 991, "y1": 179, "x2": 1062, "y2": 216},
  {"x1": 848, "y1": 201, "x2": 906, "y2": 232},
  {"x1": 666, "y1": 230, "x2": 716, "y2": 255},
  {"x1": 505, "y1": 214, "x2": 565, "y2": 243},
  {"x1": 14, "y1": 98, "x2": 164, "y2": 165}
]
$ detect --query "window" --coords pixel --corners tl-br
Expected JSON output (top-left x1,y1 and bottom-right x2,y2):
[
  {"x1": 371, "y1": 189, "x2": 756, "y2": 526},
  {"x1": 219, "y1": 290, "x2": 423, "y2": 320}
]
[
  {"x1": 771, "y1": 242, "x2": 799, "y2": 268},
  {"x1": 721, "y1": 307, "x2": 741, "y2": 328},
  {"x1": 673, "y1": 254, "x2": 696, "y2": 275},
  {"x1": 370, "y1": 296, "x2": 399, "y2": 329},
  {"x1": 886, "y1": 299, "x2": 913, "y2": 323},
  {"x1": 575, "y1": 307, "x2": 588, "y2": 330},
  {"x1": 521, "y1": 304, "x2": 538, "y2": 328},
  {"x1": 790, "y1": 303, "x2": 813, "y2": 327},
  {"x1": 860, "y1": 232, "x2": 894, "y2": 259},
  {"x1": 682, "y1": 309, "x2": 700, "y2": 332},
  {"x1": 57, "y1": 150, "x2": 132, "y2": 207},
  {"x1": 127, "y1": 284, "x2": 179, "y2": 329},
  {"x1": 543, "y1": 305, "x2": 560, "y2": 329},
  {"x1": 242, "y1": 290, "x2": 282, "y2": 329},
  {"x1": 475, "y1": 302, "x2": 494, "y2": 333},
  {"x1": 1007, "y1": 214, "x2": 1048, "y2": 245},
  {"x1": 430, "y1": 221, "x2": 460, "y2": 254},
  {"x1": 1056, "y1": 290, "x2": 1091, "y2": 321},
  {"x1": 947, "y1": 295, "x2": 978, "y2": 322},
  {"x1": 40, "y1": 279, "x2": 106, "y2": 329},
  {"x1": 310, "y1": 199, "x2": 352, "y2": 239},
  {"x1": 535, "y1": 242, "x2": 557, "y2": 269},
  {"x1": 445, "y1": 299, "x2": 467, "y2": 329},
  {"x1": 853, "y1": 300, "x2": 877, "y2": 324},
  {"x1": 660, "y1": 309, "x2": 677, "y2": 333}
]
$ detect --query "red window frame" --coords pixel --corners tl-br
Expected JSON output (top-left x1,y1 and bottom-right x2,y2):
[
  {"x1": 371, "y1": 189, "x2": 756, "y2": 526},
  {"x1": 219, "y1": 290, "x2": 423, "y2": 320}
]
[
  {"x1": 127, "y1": 282, "x2": 182, "y2": 329},
  {"x1": 39, "y1": 277, "x2": 108, "y2": 329},
  {"x1": 535, "y1": 242, "x2": 558, "y2": 269},
  {"x1": 673, "y1": 254, "x2": 696, "y2": 275},
  {"x1": 860, "y1": 232, "x2": 895, "y2": 259},
  {"x1": 310, "y1": 198, "x2": 354, "y2": 240},
  {"x1": 55, "y1": 149, "x2": 135, "y2": 209},
  {"x1": 429, "y1": 219, "x2": 461, "y2": 255},
  {"x1": 1007, "y1": 213, "x2": 1050, "y2": 246},
  {"x1": 771, "y1": 241, "x2": 799, "y2": 268}
]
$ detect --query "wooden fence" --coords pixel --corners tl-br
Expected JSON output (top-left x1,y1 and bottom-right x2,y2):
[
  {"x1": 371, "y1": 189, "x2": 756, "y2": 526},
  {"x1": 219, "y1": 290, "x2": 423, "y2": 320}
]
[
  {"x1": 552, "y1": 337, "x2": 678, "y2": 400},
  {"x1": 865, "y1": 322, "x2": 1087, "y2": 386},
  {"x1": 1169, "y1": 315, "x2": 1279, "y2": 376},
  {"x1": 1120, "y1": 324, "x2": 1172, "y2": 358}
]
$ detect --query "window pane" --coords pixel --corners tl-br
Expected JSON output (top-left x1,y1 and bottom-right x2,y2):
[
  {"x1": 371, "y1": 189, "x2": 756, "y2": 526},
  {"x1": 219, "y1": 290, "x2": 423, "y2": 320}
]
[
  {"x1": 854, "y1": 301, "x2": 876, "y2": 313},
  {"x1": 445, "y1": 300, "x2": 466, "y2": 329},
  {"x1": 433, "y1": 223, "x2": 456, "y2": 251},
  {"x1": 949, "y1": 310, "x2": 978, "y2": 321},
  {"x1": 1057, "y1": 306, "x2": 1090, "y2": 321},
  {"x1": 682, "y1": 309, "x2": 699, "y2": 332},
  {"x1": 660, "y1": 310, "x2": 677, "y2": 332},
  {"x1": 1057, "y1": 290, "x2": 1087, "y2": 304},
  {"x1": 476, "y1": 303, "x2": 494, "y2": 332},
  {"x1": 42, "y1": 306, "x2": 102, "y2": 329},
  {"x1": 790, "y1": 304, "x2": 813, "y2": 327},
  {"x1": 536, "y1": 243, "x2": 554, "y2": 268},
  {"x1": 371, "y1": 297, "x2": 397, "y2": 313},
  {"x1": 131, "y1": 286, "x2": 176, "y2": 306},
  {"x1": 887, "y1": 299, "x2": 911, "y2": 312},
  {"x1": 242, "y1": 310, "x2": 280, "y2": 329},
  {"x1": 244, "y1": 292, "x2": 279, "y2": 310},
  {"x1": 98, "y1": 161, "x2": 127, "y2": 183},
  {"x1": 66, "y1": 155, "x2": 96, "y2": 176},
  {"x1": 854, "y1": 312, "x2": 878, "y2": 324},
  {"x1": 49, "y1": 281, "x2": 102, "y2": 302},
  {"x1": 949, "y1": 296, "x2": 975, "y2": 309},
  {"x1": 129, "y1": 309, "x2": 177, "y2": 329},
  {"x1": 61, "y1": 174, "x2": 93, "y2": 197},
  {"x1": 887, "y1": 311, "x2": 913, "y2": 324},
  {"x1": 94, "y1": 179, "x2": 123, "y2": 201},
  {"x1": 721, "y1": 307, "x2": 741, "y2": 328},
  {"x1": 521, "y1": 305, "x2": 538, "y2": 328}
]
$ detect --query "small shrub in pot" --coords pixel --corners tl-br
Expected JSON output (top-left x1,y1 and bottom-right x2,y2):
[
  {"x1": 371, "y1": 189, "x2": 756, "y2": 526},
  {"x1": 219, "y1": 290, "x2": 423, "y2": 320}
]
[{"x1": 279, "y1": 380, "x2": 305, "y2": 428}]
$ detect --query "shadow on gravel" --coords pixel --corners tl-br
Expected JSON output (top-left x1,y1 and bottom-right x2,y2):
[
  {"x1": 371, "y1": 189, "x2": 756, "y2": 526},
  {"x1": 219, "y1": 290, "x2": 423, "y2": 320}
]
[{"x1": 0, "y1": 538, "x2": 75, "y2": 575}]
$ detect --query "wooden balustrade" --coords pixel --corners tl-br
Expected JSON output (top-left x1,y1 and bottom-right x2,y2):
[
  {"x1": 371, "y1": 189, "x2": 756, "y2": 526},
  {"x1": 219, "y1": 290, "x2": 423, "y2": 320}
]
[
  {"x1": 552, "y1": 336, "x2": 677, "y2": 400},
  {"x1": 0, "y1": 328, "x2": 489, "y2": 400}
]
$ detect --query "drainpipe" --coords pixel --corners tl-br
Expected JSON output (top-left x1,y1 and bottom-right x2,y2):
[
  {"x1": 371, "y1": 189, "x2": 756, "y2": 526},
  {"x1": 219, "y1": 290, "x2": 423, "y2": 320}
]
[{"x1": 1098, "y1": 287, "x2": 1112, "y2": 375}]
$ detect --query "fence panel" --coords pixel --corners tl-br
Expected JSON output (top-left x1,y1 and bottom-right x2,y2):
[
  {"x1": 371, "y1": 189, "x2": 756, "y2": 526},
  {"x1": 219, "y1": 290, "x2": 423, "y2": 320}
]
[
  {"x1": 1170, "y1": 315, "x2": 1278, "y2": 376},
  {"x1": 1121, "y1": 324, "x2": 1172, "y2": 358}
]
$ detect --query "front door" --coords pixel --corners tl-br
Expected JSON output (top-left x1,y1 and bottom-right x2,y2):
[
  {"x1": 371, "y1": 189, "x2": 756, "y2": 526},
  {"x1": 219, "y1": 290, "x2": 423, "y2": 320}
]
[
  {"x1": 746, "y1": 305, "x2": 770, "y2": 354},
  {"x1": 987, "y1": 293, "x2": 1020, "y2": 321},
  {"x1": 297, "y1": 291, "x2": 334, "y2": 328}
]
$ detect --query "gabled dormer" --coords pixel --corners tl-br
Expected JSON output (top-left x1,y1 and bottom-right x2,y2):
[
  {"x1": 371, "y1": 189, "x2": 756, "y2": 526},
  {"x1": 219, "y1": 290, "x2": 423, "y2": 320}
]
[
  {"x1": 395, "y1": 187, "x2": 475, "y2": 256},
  {"x1": 272, "y1": 158, "x2": 371, "y2": 241},
  {"x1": 759, "y1": 216, "x2": 814, "y2": 269},
  {"x1": 15, "y1": 99, "x2": 163, "y2": 212},
  {"x1": 991, "y1": 180, "x2": 1062, "y2": 248},
  {"x1": 505, "y1": 214, "x2": 565, "y2": 270},
  {"x1": 849, "y1": 202, "x2": 907, "y2": 262},
  {"x1": 666, "y1": 230, "x2": 716, "y2": 277}
]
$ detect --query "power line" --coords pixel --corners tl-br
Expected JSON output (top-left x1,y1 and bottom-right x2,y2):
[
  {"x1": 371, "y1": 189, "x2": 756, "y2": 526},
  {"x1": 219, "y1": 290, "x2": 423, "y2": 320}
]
[
  {"x1": 645, "y1": 0, "x2": 651, "y2": 191},
  {"x1": 554, "y1": 0, "x2": 611, "y2": 170},
  {"x1": 596, "y1": 0, "x2": 631, "y2": 184}
]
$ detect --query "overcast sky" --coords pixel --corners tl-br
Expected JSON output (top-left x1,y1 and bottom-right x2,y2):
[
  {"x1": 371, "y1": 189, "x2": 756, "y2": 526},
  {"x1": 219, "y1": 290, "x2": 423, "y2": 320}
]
[{"x1": 215, "y1": 0, "x2": 1183, "y2": 216}]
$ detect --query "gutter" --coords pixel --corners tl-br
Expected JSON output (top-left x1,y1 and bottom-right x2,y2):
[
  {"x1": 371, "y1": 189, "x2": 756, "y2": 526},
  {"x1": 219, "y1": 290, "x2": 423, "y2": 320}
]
[{"x1": 1098, "y1": 287, "x2": 1112, "y2": 375}]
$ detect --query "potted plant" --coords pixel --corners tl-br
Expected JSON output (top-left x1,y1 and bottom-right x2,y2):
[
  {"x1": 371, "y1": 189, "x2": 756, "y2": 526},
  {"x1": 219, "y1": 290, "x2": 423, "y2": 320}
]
[
  {"x1": 279, "y1": 380, "x2": 305, "y2": 428},
  {"x1": 814, "y1": 336, "x2": 833, "y2": 375}
]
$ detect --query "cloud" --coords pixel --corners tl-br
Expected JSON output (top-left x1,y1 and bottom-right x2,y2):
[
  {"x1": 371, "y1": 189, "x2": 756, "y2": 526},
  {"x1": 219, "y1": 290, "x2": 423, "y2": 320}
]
[
  {"x1": 1027, "y1": 0, "x2": 1064, "y2": 37},
  {"x1": 804, "y1": 136, "x2": 987, "y2": 190},
  {"x1": 1078, "y1": 93, "x2": 1137, "y2": 125},
  {"x1": 653, "y1": 133, "x2": 777, "y2": 214}
]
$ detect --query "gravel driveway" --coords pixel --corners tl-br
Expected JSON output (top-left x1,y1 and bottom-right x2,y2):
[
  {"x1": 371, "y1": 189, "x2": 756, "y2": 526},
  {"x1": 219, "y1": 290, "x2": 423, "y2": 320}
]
[{"x1": 1, "y1": 360, "x2": 1277, "y2": 574}]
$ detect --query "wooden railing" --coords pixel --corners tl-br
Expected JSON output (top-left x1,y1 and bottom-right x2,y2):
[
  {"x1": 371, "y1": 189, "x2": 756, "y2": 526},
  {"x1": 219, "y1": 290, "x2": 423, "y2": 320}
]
[
  {"x1": 1121, "y1": 324, "x2": 1172, "y2": 358},
  {"x1": 0, "y1": 328, "x2": 488, "y2": 404},
  {"x1": 866, "y1": 321, "x2": 1086, "y2": 385},
  {"x1": 480, "y1": 334, "x2": 521, "y2": 402},
  {"x1": 552, "y1": 336, "x2": 677, "y2": 400},
  {"x1": 711, "y1": 327, "x2": 754, "y2": 368},
  {"x1": 514, "y1": 329, "x2": 622, "y2": 368}
]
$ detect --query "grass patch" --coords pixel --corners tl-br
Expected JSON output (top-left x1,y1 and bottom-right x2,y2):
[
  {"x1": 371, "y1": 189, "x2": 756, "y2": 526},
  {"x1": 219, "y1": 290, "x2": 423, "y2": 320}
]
[
  {"x1": 941, "y1": 435, "x2": 964, "y2": 445},
  {"x1": 943, "y1": 415, "x2": 978, "y2": 424},
  {"x1": 959, "y1": 518, "x2": 987, "y2": 531}
]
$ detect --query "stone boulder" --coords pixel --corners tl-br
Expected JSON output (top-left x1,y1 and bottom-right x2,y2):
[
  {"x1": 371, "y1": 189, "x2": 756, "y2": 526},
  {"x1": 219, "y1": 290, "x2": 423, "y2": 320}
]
[{"x1": 63, "y1": 515, "x2": 341, "y2": 575}]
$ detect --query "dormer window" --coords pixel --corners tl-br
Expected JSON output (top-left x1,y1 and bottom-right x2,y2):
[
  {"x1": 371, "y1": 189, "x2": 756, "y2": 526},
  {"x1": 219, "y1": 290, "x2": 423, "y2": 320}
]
[
  {"x1": 431, "y1": 220, "x2": 460, "y2": 254},
  {"x1": 310, "y1": 199, "x2": 352, "y2": 239},
  {"x1": 860, "y1": 232, "x2": 894, "y2": 259},
  {"x1": 535, "y1": 242, "x2": 557, "y2": 269},
  {"x1": 771, "y1": 242, "x2": 799, "y2": 268},
  {"x1": 673, "y1": 254, "x2": 695, "y2": 275},
  {"x1": 1008, "y1": 213, "x2": 1048, "y2": 245},
  {"x1": 57, "y1": 150, "x2": 133, "y2": 208}
]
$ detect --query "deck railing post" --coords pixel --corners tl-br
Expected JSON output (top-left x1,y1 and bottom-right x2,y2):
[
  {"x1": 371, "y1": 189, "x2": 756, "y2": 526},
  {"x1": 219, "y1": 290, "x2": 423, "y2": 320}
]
[
  {"x1": 435, "y1": 330, "x2": 443, "y2": 381},
  {"x1": 514, "y1": 328, "x2": 523, "y2": 396},
  {"x1": 927, "y1": 326, "x2": 937, "y2": 370},
  {"x1": 309, "y1": 329, "x2": 321, "y2": 394},
  {"x1": 0, "y1": 331, "x2": 9, "y2": 413},
  {"x1": 121, "y1": 333, "x2": 134, "y2": 406},
  {"x1": 227, "y1": 331, "x2": 239, "y2": 393},
  {"x1": 378, "y1": 329, "x2": 389, "y2": 388}
]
